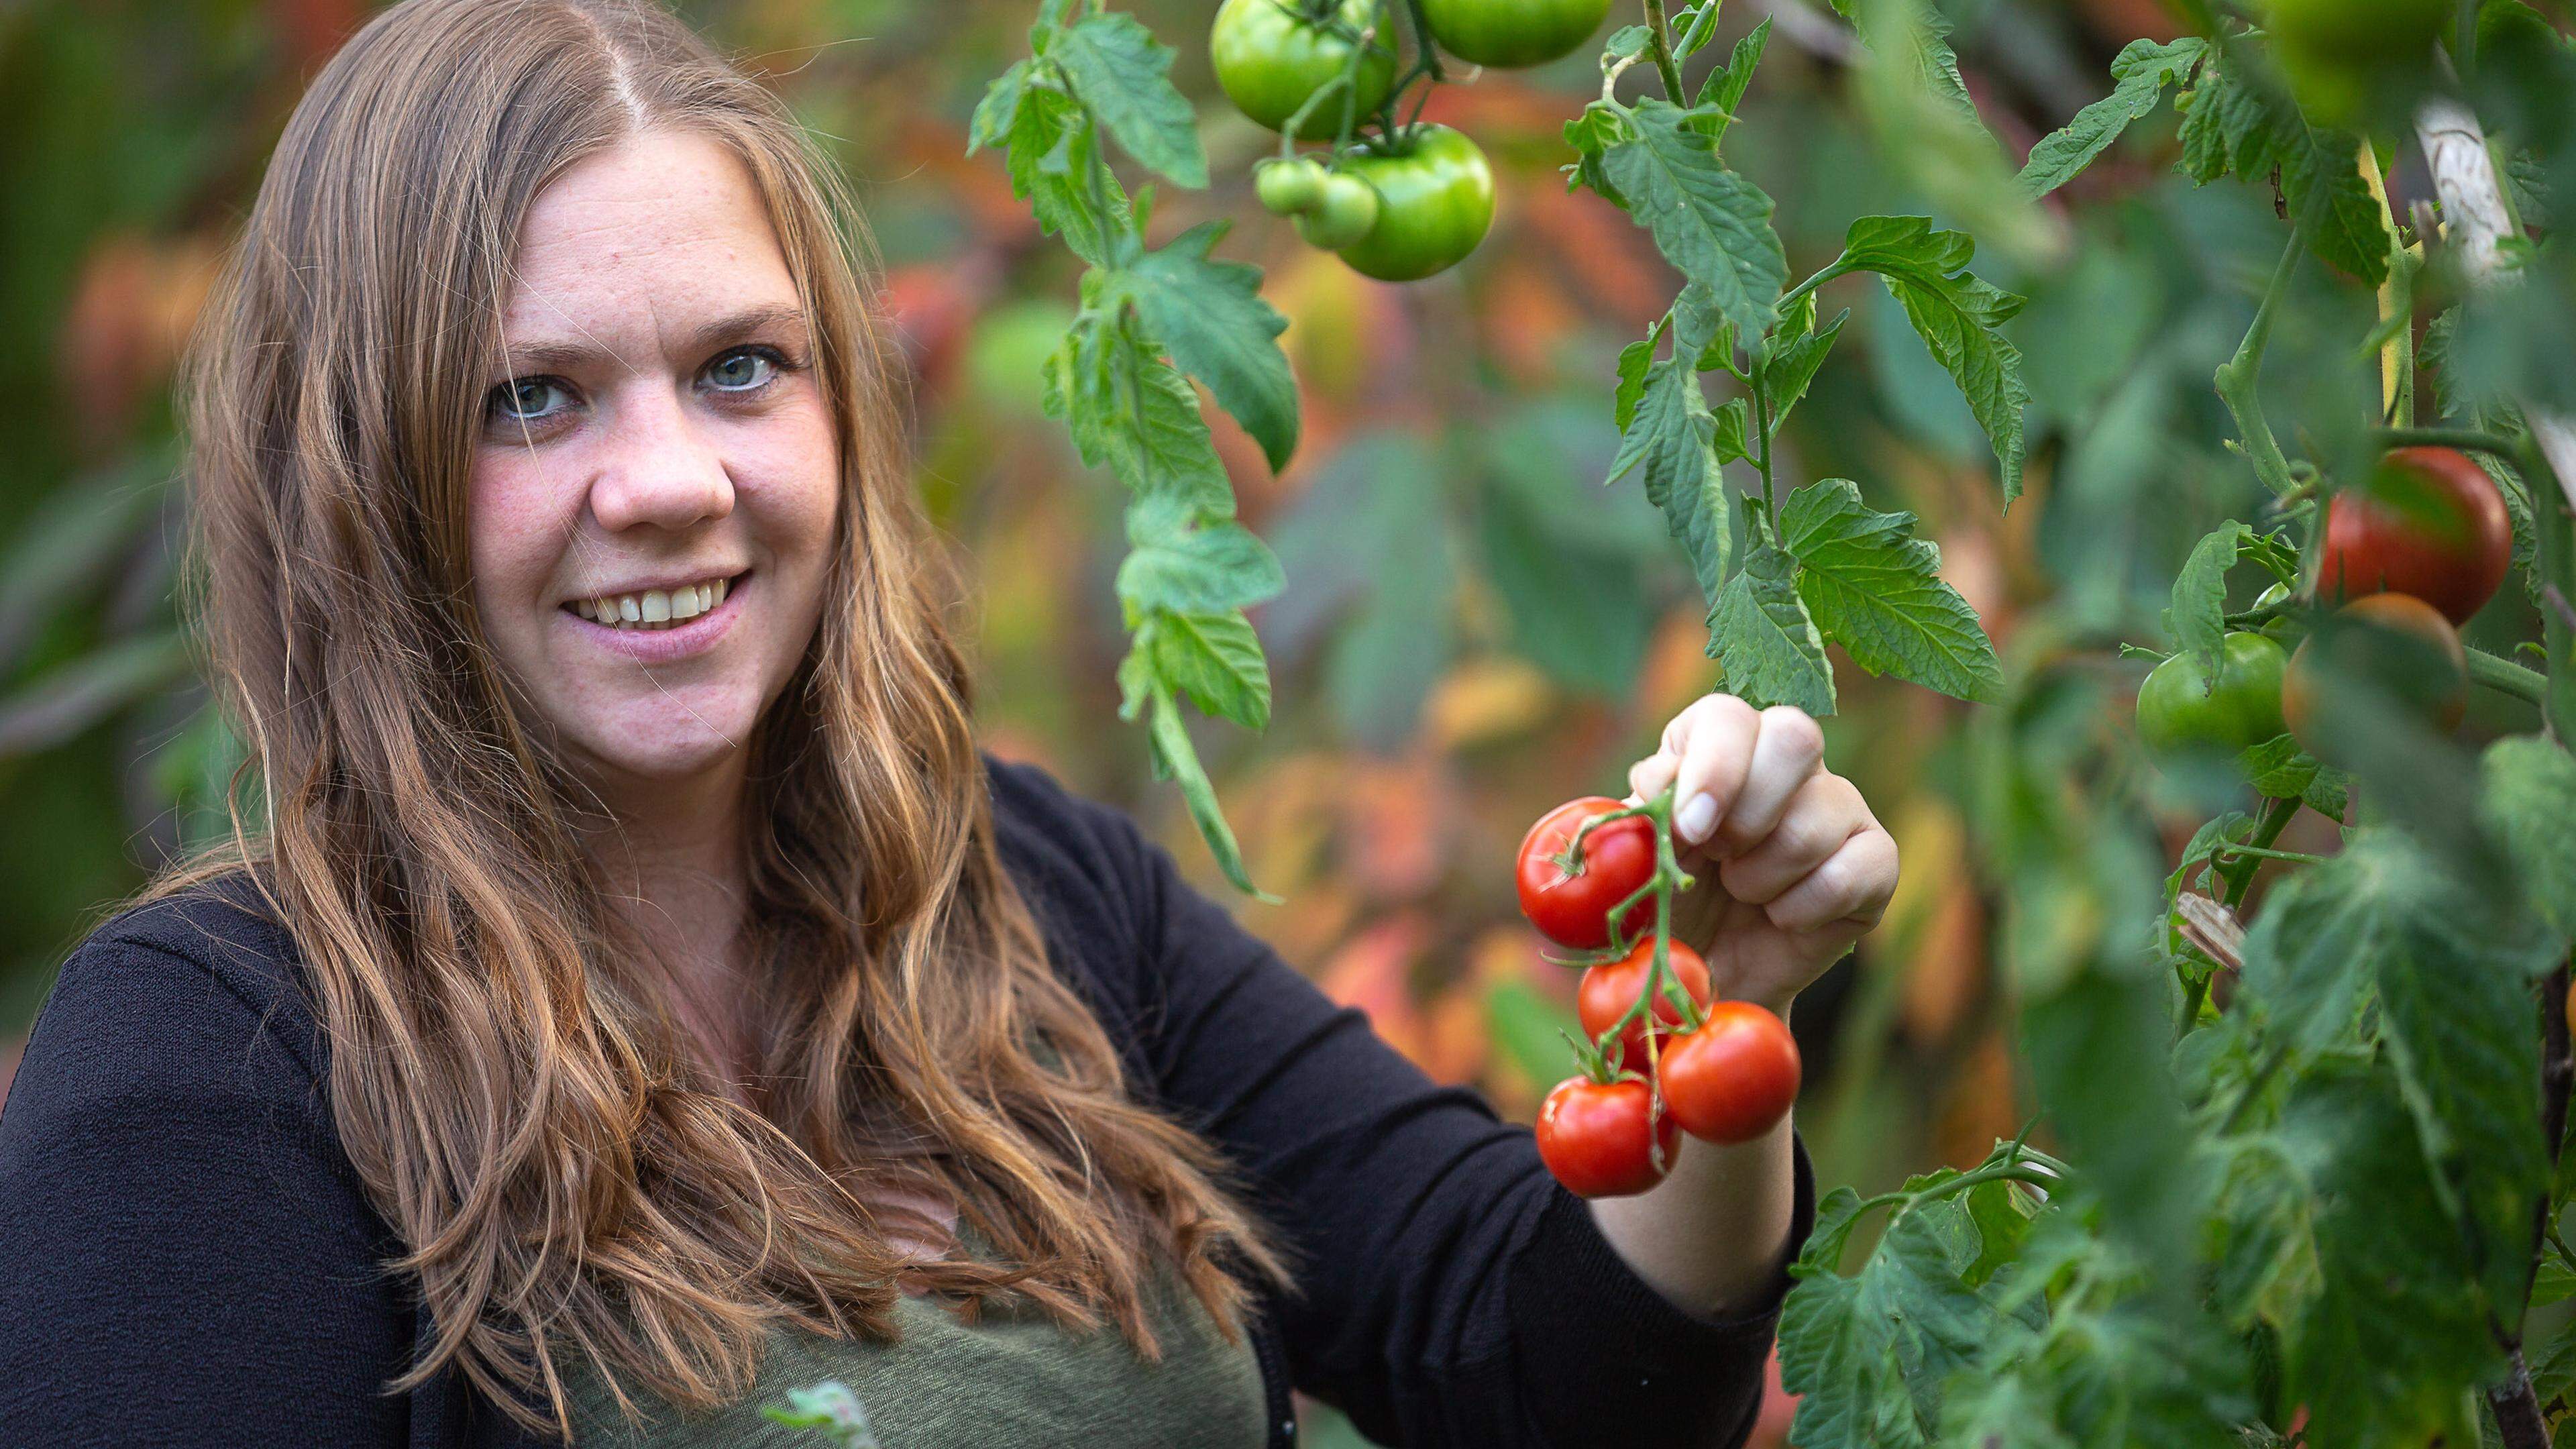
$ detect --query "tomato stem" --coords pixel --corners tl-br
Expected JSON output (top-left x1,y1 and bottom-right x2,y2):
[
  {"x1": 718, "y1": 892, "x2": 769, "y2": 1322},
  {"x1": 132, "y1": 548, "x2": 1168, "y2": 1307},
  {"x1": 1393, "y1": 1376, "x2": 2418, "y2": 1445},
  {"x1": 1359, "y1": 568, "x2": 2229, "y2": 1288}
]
[
  {"x1": 2371, "y1": 425, "x2": 2526, "y2": 460},
  {"x1": 1639, "y1": 0, "x2": 1686, "y2": 102}
]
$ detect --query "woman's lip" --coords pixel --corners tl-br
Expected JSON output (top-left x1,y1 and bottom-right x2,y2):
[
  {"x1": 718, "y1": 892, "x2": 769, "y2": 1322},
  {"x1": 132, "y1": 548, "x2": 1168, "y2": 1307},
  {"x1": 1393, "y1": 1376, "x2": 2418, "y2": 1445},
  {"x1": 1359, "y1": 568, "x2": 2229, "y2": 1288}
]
[{"x1": 561, "y1": 574, "x2": 747, "y2": 663}]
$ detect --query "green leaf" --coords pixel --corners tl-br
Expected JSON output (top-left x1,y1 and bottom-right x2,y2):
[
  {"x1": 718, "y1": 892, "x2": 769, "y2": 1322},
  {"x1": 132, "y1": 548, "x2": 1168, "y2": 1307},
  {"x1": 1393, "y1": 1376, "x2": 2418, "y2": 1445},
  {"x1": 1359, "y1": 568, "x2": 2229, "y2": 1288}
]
[
  {"x1": 1778, "y1": 479, "x2": 2000, "y2": 704},
  {"x1": 1562, "y1": 102, "x2": 1630, "y2": 207},
  {"x1": 1047, "y1": 311, "x2": 1234, "y2": 520},
  {"x1": 1609, "y1": 356, "x2": 1731, "y2": 613},
  {"x1": 2237, "y1": 735, "x2": 2347, "y2": 820},
  {"x1": 1115, "y1": 519, "x2": 1283, "y2": 615},
  {"x1": 1144, "y1": 609, "x2": 1271, "y2": 731},
  {"x1": 967, "y1": 58, "x2": 1034, "y2": 156},
  {"x1": 1613, "y1": 323, "x2": 1662, "y2": 431},
  {"x1": 1669, "y1": 0, "x2": 1722, "y2": 60},
  {"x1": 1711, "y1": 543, "x2": 1835, "y2": 715},
  {"x1": 1108, "y1": 221, "x2": 1299, "y2": 470},
  {"x1": 2167, "y1": 521, "x2": 2252, "y2": 678},
  {"x1": 1484, "y1": 979, "x2": 1584, "y2": 1089},
  {"x1": 2171, "y1": 50, "x2": 2388, "y2": 286},
  {"x1": 1833, "y1": 216, "x2": 2030, "y2": 506},
  {"x1": 1758, "y1": 306, "x2": 1846, "y2": 436},
  {"x1": 1780, "y1": 1197, "x2": 2017, "y2": 1448},
  {"x1": 1603, "y1": 99, "x2": 1788, "y2": 343},
  {"x1": 2177, "y1": 48, "x2": 2285, "y2": 186},
  {"x1": 1118, "y1": 660, "x2": 1275, "y2": 902},
  {"x1": 1004, "y1": 86, "x2": 1127, "y2": 268},
  {"x1": 1048, "y1": 12, "x2": 1207, "y2": 189},
  {"x1": 1688, "y1": 17, "x2": 1772, "y2": 152},
  {"x1": 2481, "y1": 735, "x2": 2576, "y2": 941},
  {"x1": 2019, "y1": 38, "x2": 2206, "y2": 197}
]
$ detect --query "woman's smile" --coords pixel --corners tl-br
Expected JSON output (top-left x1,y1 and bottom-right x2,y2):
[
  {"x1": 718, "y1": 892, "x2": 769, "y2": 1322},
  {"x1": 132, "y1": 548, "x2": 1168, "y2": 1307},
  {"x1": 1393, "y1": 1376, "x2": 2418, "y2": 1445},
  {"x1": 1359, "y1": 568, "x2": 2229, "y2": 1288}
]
[{"x1": 559, "y1": 568, "x2": 750, "y2": 663}]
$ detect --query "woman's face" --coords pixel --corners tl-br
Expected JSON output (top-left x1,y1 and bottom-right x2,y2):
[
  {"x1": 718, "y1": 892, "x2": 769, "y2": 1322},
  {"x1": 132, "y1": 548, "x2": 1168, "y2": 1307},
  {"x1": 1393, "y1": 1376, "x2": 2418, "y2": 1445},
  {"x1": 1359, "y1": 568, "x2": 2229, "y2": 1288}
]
[{"x1": 470, "y1": 128, "x2": 837, "y2": 799}]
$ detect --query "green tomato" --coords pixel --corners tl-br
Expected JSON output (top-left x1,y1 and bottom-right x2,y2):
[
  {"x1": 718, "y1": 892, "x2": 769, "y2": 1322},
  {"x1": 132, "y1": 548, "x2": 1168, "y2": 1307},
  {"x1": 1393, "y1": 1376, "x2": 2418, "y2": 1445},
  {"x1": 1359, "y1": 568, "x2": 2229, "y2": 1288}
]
[
  {"x1": 1255, "y1": 156, "x2": 1329, "y2": 215},
  {"x1": 1420, "y1": 0, "x2": 1613, "y2": 68},
  {"x1": 2263, "y1": 0, "x2": 2449, "y2": 68},
  {"x1": 1294, "y1": 172, "x2": 1383, "y2": 250},
  {"x1": 1211, "y1": 0, "x2": 1398, "y2": 140},
  {"x1": 2135, "y1": 632, "x2": 2290, "y2": 760},
  {"x1": 1332, "y1": 124, "x2": 1495, "y2": 282}
]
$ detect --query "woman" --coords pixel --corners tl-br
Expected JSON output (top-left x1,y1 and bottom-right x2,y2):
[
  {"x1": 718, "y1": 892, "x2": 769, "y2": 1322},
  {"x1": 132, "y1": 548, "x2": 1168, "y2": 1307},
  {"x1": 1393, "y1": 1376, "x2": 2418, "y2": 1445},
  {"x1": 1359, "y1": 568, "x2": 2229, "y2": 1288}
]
[{"x1": 0, "y1": 1, "x2": 1895, "y2": 1445}]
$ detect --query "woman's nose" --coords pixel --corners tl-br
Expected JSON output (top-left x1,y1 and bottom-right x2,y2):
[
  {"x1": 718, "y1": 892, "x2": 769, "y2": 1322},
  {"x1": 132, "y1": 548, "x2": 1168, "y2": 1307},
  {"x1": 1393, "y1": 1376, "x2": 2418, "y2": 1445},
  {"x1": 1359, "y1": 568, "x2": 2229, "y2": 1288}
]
[{"x1": 584, "y1": 380, "x2": 735, "y2": 534}]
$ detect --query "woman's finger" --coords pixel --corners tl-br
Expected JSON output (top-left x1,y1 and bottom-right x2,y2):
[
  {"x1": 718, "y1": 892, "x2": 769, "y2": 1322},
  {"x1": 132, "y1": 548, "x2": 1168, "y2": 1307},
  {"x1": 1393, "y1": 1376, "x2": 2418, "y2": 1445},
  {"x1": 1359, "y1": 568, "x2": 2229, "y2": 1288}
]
[
  {"x1": 1715, "y1": 774, "x2": 1868, "y2": 906},
  {"x1": 1757, "y1": 824, "x2": 1900, "y2": 935},
  {"x1": 1709, "y1": 707, "x2": 1825, "y2": 859},
  {"x1": 1668, "y1": 695, "x2": 1763, "y2": 849}
]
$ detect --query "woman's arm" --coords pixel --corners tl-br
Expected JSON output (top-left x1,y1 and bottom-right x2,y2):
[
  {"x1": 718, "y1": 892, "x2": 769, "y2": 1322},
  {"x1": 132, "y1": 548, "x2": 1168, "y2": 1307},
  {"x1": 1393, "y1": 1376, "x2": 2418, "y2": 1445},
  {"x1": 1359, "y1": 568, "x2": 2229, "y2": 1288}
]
[
  {"x1": 989, "y1": 757, "x2": 1815, "y2": 1449},
  {"x1": 0, "y1": 926, "x2": 415, "y2": 1448}
]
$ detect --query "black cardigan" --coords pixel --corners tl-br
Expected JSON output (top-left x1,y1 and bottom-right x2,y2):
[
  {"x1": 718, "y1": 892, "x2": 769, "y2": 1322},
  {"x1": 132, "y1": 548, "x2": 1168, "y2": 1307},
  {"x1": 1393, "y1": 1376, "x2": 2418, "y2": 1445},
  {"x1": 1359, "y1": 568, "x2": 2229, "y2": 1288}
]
[{"x1": 0, "y1": 753, "x2": 1811, "y2": 1448}]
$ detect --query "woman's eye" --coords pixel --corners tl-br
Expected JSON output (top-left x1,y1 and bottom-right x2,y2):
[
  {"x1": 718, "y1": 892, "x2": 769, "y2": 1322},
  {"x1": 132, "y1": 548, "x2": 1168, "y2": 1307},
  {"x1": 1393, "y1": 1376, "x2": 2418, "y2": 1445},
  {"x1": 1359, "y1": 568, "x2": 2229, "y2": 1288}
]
[
  {"x1": 490, "y1": 377, "x2": 568, "y2": 423},
  {"x1": 705, "y1": 347, "x2": 780, "y2": 393}
]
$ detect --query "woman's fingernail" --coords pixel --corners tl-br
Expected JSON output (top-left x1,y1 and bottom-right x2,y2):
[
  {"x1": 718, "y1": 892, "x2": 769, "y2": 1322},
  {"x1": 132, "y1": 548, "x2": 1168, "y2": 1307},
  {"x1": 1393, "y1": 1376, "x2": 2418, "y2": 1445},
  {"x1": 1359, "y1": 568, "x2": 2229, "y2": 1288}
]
[{"x1": 1677, "y1": 792, "x2": 1717, "y2": 843}]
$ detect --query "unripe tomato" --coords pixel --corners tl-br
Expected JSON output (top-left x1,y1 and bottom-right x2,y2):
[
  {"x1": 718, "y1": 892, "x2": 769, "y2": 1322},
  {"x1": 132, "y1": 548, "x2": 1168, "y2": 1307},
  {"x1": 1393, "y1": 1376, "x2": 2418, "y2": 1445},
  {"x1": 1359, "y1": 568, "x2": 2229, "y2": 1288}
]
[
  {"x1": 1292, "y1": 172, "x2": 1381, "y2": 249},
  {"x1": 1210, "y1": 0, "x2": 1398, "y2": 140},
  {"x1": 1420, "y1": 0, "x2": 1613, "y2": 68},
  {"x1": 1331, "y1": 124, "x2": 1495, "y2": 282},
  {"x1": 2135, "y1": 633, "x2": 2290, "y2": 760},
  {"x1": 1577, "y1": 939, "x2": 1714, "y2": 1069},
  {"x1": 2282, "y1": 593, "x2": 2470, "y2": 763},
  {"x1": 1254, "y1": 156, "x2": 1328, "y2": 215},
  {"x1": 1658, "y1": 1002, "x2": 1801, "y2": 1144},
  {"x1": 1535, "y1": 1076, "x2": 1680, "y2": 1198},
  {"x1": 1515, "y1": 796, "x2": 1658, "y2": 950},
  {"x1": 2319, "y1": 447, "x2": 2513, "y2": 625}
]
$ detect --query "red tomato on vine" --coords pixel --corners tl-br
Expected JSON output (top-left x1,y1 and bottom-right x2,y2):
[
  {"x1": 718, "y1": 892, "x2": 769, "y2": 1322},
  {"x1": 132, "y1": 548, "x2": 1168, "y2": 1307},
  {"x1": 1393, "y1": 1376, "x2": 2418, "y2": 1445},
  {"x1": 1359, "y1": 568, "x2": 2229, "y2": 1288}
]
[
  {"x1": 1535, "y1": 1077, "x2": 1679, "y2": 1198},
  {"x1": 2318, "y1": 447, "x2": 2513, "y2": 626},
  {"x1": 1577, "y1": 938, "x2": 1713, "y2": 1069},
  {"x1": 1515, "y1": 796, "x2": 1658, "y2": 950},
  {"x1": 1659, "y1": 1003, "x2": 1802, "y2": 1145}
]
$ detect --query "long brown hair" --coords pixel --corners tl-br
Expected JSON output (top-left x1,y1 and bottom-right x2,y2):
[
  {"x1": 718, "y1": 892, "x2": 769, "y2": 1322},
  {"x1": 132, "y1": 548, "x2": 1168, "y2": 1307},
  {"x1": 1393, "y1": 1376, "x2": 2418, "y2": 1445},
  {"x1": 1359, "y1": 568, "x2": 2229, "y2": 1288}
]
[{"x1": 159, "y1": 0, "x2": 1286, "y2": 1436}]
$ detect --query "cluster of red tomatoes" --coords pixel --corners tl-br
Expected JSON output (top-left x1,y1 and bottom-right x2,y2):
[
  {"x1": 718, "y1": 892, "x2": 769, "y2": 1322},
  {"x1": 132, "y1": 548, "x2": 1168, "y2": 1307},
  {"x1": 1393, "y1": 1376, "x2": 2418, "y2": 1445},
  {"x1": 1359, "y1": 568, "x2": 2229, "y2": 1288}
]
[
  {"x1": 2134, "y1": 446, "x2": 2510, "y2": 768},
  {"x1": 1212, "y1": 0, "x2": 1611, "y2": 280},
  {"x1": 1512, "y1": 797, "x2": 1803, "y2": 1199}
]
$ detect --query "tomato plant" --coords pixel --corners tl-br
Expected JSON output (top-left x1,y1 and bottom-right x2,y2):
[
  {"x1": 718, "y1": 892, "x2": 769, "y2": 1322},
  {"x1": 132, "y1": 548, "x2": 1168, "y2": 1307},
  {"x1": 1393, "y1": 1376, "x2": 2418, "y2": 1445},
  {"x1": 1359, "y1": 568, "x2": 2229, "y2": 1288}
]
[
  {"x1": 2319, "y1": 447, "x2": 2515, "y2": 625},
  {"x1": 1515, "y1": 796, "x2": 1658, "y2": 950},
  {"x1": 2283, "y1": 592, "x2": 2471, "y2": 759},
  {"x1": 1326, "y1": 123, "x2": 1495, "y2": 281},
  {"x1": 1577, "y1": 938, "x2": 1712, "y2": 1067},
  {"x1": 1658, "y1": 1002, "x2": 1801, "y2": 1145},
  {"x1": 1534, "y1": 1075, "x2": 1680, "y2": 1198},
  {"x1": 1209, "y1": 0, "x2": 1397, "y2": 140},
  {"x1": 1419, "y1": 0, "x2": 1613, "y2": 69},
  {"x1": 2135, "y1": 631, "x2": 2290, "y2": 759}
]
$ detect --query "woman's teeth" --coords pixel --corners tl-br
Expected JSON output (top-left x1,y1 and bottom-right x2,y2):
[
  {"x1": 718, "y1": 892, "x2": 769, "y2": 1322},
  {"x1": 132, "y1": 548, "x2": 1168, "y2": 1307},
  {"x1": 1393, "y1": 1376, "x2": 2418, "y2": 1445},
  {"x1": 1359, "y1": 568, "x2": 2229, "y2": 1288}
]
[{"x1": 571, "y1": 576, "x2": 732, "y2": 631}]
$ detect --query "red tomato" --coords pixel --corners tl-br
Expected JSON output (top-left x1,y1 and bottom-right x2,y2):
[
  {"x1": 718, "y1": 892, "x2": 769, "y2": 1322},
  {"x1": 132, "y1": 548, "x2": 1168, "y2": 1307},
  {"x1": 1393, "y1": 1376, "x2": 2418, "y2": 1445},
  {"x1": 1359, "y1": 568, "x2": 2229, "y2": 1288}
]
[
  {"x1": 2282, "y1": 592, "x2": 2470, "y2": 762},
  {"x1": 1535, "y1": 1077, "x2": 1680, "y2": 1198},
  {"x1": 1660, "y1": 1003, "x2": 1802, "y2": 1144},
  {"x1": 2318, "y1": 447, "x2": 2513, "y2": 625},
  {"x1": 1577, "y1": 938, "x2": 1713, "y2": 1069},
  {"x1": 1515, "y1": 796, "x2": 1658, "y2": 950}
]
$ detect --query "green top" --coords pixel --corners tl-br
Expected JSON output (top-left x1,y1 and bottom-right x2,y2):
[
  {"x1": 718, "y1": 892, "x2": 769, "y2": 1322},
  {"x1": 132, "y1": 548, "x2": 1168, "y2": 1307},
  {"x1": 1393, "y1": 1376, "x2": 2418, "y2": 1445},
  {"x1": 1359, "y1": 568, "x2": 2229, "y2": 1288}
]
[{"x1": 558, "y1": 1244, "x2": 1268, "y2": 1449}]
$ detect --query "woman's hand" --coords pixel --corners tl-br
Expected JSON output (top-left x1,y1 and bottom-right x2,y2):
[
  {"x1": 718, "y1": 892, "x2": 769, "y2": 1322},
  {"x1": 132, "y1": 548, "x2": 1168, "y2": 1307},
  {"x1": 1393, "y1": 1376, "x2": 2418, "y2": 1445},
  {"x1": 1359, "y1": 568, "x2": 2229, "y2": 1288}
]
[{"x1": 1623, "y1": 695, "x2": 1896, "y2": 1014}]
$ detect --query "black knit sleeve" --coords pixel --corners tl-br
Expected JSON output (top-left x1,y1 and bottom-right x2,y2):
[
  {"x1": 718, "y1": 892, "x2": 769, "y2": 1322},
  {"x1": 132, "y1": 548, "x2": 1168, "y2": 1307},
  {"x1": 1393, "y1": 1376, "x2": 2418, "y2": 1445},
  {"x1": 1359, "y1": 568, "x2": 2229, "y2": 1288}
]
[
  {"x1": 0, "y1": 919, "x2": 414, "y2": 1447},
  {"x1": 986, "y1": 757, "x2": 1813, "y2": 1449}
]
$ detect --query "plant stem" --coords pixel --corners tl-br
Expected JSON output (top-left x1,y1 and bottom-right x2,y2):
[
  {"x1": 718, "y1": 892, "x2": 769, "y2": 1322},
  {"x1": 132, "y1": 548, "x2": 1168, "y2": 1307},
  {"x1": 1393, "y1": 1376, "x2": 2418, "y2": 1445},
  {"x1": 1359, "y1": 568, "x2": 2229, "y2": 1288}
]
[
  {"x1": 2209, "y1": 843, "x2": 2326, "y2": 867},
  {"x1": 1641, "y1": 0, "x2": 1687, "y2": 101},
  {"x1": 2372, "y1": 426, "x2": 2526, "y2": 460},
  {"x1": 2536, "y1": 446, "x2": 2576, "y2": 743},
  {"x1": 2220, "y1": 796, "x2": 2300, "y2": 912},
  {"x1": 2215, "y1": 178, "x2": 2332, "y2": 499},
  {"x1": 2470, "y1": 645, "x2": 2551, "y2": 706},
  {"x1": 1776, "y1": 256, "x2": 1850, "y2": 319},
  {"x1": 1752, "y1": 366, "x2": 1779, "y2": 529}
]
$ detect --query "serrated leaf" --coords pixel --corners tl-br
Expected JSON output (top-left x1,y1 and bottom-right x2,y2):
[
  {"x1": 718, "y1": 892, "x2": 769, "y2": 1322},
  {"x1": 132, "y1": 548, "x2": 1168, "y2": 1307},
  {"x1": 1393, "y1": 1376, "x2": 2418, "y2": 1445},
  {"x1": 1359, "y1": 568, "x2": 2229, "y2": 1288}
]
[
  {"x1": 2236, "y1": 735, "x2": 2347, "y2": 820},
  {"x1": 1760, "y1": 306, "x2": 1846, "y2": 435},
  {"x1": 1711, "y1": 543, "x2": 1834, "y2": 714},
  {"x1": 2168, "y1": 521, "x2": 2252, "y2": 677},
  {"x1": 1613, "y1": 323, "x2": 1662, "y2": 431},
  {"x1": 1603, "y1": 99, "x2": 1787, "y2": 343},
  {"x1": 969, "y1": 58, "x2": 1034, "y2": 156},
  {"x1": 1835, "y1": 216, "x2": 2030, "y2": 505},
  {"x1": 2481, "y1": 735, "x2": 2576, "y2": 940},
  {"x1": 1779, "y1": 479, "x2": 2000, "y2": 703},
  {"x1": 1117, "y1": 661, "x2": 1275, "y2": 902},
  {"x1": 1108, "y1": 221, "x2": 1299, "y2": 470},
  {"x1": 2177, "y1": 50, "x2": 2285, "y2": 186},
  {"x1": 1780, "y1": 1197, "x2": 2016, "y2": 1448},
  {"x1": 1005, "y1": 86, "x2": 1127, "y2": 267},
  {"x1": 1670, "y1": 0, "x2": 1721, "y2": 60},
  {"x1": 1562, "y1": 102, "x2": 1630, "y2": 207},
  {"x1": 1049, "y1": 12, "x2": 1207, "y2": 189},
  {"x1": 2281, "y1": 127, "x2": 2392, "y2": 289},
  {"x1": 1115, "y1": 519, "x2": 1283, "y2": 615},
  {"x1": 1688, "y1": 17, "x2": 1772, "y2": 152},
  {"x1": 2019, "y1": 38, "x2": 2206, "y2": 197},
  {"x1": 1609, "y1": 356, "x2": 1731, "y2": 612},
  {"x1": 1147, "y1": 609, "x2": 1271, "y2": 731},
  {"x1": 1049, "y1": 312, "x2": 1234, "y2": 520}
]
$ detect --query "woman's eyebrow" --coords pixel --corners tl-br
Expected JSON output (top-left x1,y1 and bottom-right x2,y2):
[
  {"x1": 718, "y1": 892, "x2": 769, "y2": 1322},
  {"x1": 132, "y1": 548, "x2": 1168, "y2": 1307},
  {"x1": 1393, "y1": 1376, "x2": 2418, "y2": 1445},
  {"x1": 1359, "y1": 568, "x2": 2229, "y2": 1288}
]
[{"x1": 500, "y1": 304, "x2": 810, "y2": 373}]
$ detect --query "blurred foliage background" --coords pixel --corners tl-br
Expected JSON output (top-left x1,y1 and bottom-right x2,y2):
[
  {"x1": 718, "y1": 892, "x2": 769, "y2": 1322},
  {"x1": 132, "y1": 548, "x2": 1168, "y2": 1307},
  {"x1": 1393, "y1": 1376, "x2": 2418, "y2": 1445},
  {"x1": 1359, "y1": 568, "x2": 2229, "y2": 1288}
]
[{"x1": 3, "y1": 0, "x2": 2553, "y2": 1440}]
